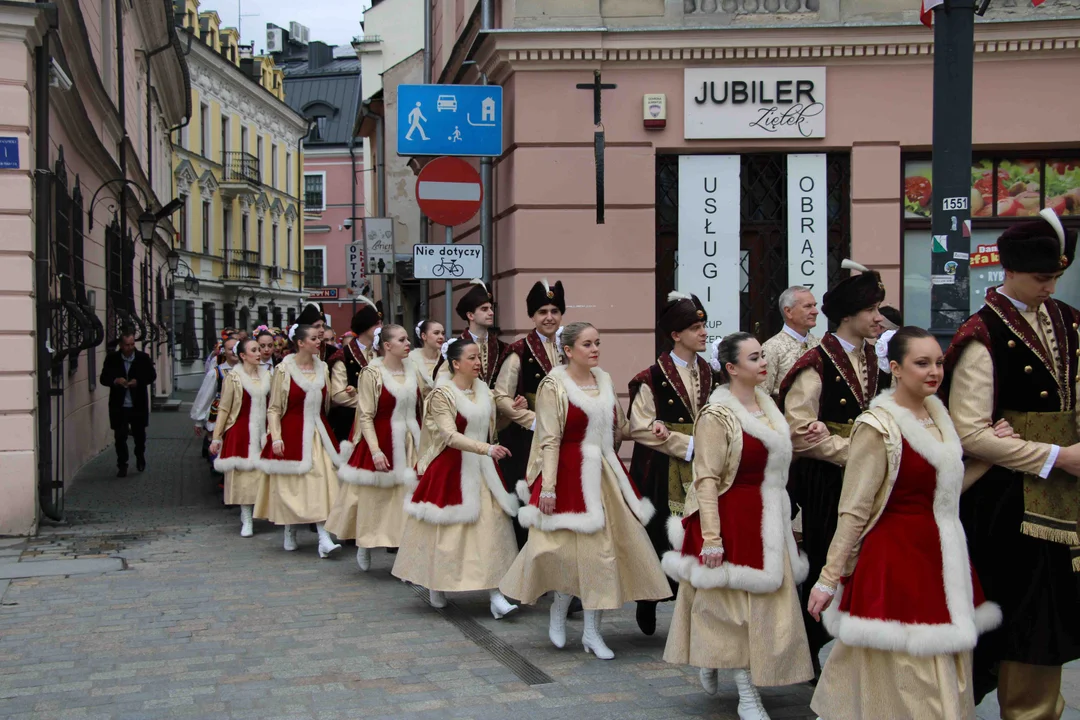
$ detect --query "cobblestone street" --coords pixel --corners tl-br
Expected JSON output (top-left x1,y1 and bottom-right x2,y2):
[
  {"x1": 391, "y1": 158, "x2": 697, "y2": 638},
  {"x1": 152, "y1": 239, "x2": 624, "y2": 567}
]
[{"x1": 0, "y1": 407, "x2": 1077, "y2": 720}]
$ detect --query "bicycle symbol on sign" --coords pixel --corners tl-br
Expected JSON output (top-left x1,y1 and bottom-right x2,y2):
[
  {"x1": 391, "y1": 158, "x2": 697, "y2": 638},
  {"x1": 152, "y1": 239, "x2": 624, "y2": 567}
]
[{"x1": 432, "y1": 258, "x2": 465, "y2": 278}]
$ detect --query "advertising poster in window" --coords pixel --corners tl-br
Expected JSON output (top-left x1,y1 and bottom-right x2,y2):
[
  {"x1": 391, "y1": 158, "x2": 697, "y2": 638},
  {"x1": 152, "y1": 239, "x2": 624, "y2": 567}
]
[
  {"x1": 1046, "y1": 160, "x2": 1080, "y2": 217},
  {"x1": 969, "y1": 231, "x2": 1004, "y2": 308}
]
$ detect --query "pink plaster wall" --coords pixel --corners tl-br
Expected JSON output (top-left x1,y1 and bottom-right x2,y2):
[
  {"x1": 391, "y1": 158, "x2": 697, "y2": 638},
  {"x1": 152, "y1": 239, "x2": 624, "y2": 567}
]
[
  {"x1": 448, "y1": 50, "x2": 1080, "y2": 393},
  {"x1": 302, "y1": 150, "x2": 365, "y2": 332}
]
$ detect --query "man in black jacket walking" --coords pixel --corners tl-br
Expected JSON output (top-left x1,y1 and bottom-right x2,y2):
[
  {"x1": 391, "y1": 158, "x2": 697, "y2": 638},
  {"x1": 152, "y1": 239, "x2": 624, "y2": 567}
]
[{"x1": 100, "y1": 332, "x2": 157, "y2": 477}]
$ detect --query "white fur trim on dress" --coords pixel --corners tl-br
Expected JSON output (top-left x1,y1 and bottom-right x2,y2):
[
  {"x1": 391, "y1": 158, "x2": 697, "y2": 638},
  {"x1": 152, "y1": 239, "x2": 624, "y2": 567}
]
[
  {"x1": 403, "y1": 378, "x2": 520, "y2": 524},
  {"x1": 338, "y1": 358, "x2": 421, "y2": 488},
  {"x1": 516, "y1": 366, "x2": 656, "y2": 534},
  {"x1": 214, "y1": 367, "x2": 272, "y2": 472},
  {"x1": 820, "y1": 391, "x2": 1002, "y2": 656},
  {"x1": 659, "y1": 386, "x2": 807, "y2": 593},
  {"x1": 256, "y1": 355, "x2": 348, "y2": 474}
]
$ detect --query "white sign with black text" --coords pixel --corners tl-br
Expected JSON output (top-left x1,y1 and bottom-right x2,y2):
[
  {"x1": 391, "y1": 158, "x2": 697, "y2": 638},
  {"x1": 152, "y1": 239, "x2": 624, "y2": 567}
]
[
  {"x1": 363, "y1": 218, "x2": 395, "y2": 275},
  {"x1": 412, "y1": 244, "x2": 484, "y2": 280},
  {"x1": 677, "y1": 155, "x2": 741, "y2": 346},
  {"x1": 345, "y1": 243, "x2": 365, "y2": 290},
  {"x1": 786, "y1": 154, "x2": 828, "y2": 336},
  {"x1": 684, "y1": 67, "x2": 826, "y2": 140}
]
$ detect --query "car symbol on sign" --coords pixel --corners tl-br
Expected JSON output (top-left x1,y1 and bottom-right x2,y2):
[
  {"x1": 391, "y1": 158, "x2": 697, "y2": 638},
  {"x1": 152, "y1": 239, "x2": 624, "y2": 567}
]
[{"x1": 436, "y1": 95, "x2": 457, "y2": 112}]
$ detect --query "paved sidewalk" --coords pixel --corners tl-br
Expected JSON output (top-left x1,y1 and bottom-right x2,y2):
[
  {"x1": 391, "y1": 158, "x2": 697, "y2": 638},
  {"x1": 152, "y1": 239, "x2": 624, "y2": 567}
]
[{"x1": 0, "y1": 408, "x2": 1077, "y2": 720}]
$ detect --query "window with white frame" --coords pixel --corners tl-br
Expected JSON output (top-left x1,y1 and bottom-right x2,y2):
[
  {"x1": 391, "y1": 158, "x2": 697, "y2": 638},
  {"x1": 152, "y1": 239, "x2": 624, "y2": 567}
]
[
  {"x1": 304, "y1": 247, "x2": 325, "y2": 288},
  {"x1": 201, "y1": 201, "x2": 211, "y2": 253},
  {"x1": 304, "y1": 172, "x2": 325, "y2": 211},
  {"x1": 286, "y1": 153, "x2": 292, "y2": 194},
  {"x1": 257, "y1": 136, "x2": 264, "y2": 183},
  {"x1": 272, "y1": 223, "x2": 279, "y2": 267},
  {"x1": 286, "y1": 227, "x2": 292, "y2": 269},
  {"x1": 271, "y1": 143, "x2": 278, "y2": 188}
]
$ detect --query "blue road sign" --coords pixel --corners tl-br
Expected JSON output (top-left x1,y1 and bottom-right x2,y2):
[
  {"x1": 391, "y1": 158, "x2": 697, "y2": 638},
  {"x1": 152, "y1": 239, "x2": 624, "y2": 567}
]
[
  {"x1": 397, "y1": 84, "x2": 503, "y2": 158},
  {"x1": 0, "y1": 137, "x2": 19, "y2": 169}
]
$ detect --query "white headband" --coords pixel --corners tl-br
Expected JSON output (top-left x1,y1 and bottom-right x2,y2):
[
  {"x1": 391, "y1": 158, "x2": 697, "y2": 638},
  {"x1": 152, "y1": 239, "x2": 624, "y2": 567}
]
[
  {"x1": 440, "y1": 339, "x2": 452, "y2": 361},
  {"x1": 875, "y1": 329, "x2": 897, "y2": 374},
  {"x1": 287, "y1": 324, "x2": 298, "y2": 341},
  {"x1": 372, "y1": 327, "x2": 382, "y2": 350},
  {"x1": 555, "y1": 326, "x2": 566, "y2": 357},
  {"x1": 415, "y1": 320, "x2": 425, "y2": 338}
]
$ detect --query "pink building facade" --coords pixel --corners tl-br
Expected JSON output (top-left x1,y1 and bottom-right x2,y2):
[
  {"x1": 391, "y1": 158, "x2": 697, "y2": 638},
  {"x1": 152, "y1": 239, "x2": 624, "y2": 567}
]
[
  {"x1": 422, "y1": 0, "x2": 1080, "y2": 401},
  {"x1": 0, "y1": 0, "x2": 188, "y2": 534}
]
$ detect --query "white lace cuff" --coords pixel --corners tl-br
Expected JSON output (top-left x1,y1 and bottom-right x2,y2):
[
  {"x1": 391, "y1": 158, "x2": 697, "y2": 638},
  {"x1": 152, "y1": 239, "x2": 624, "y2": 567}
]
[
  {"x1": 539, "y1": 491, "x2": 556, "y2": 500},
  {"x1": 699, "y1": 544, "x2": 724, "y2": 558},
  {"x1": 812, "y1": 582, "x2": 836, "y2": 597},
  {"x1": 530, "y1": 418, "x2": 536, "y2": 432}
]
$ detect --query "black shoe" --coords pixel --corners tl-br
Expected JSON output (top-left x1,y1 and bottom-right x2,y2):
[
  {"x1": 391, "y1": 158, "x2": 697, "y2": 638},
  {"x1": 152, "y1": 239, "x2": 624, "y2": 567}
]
[
  {"x1": 117, "y1": 466, "x2": 128, "y2": 478},
  {"x1": 636, "y1": 601, "x2": 658, "y2": 636},
  {"x1": 136, "y1": 458, "x2": 146, "y2": 472},
  {"x1": 386, "y1": 547, "x2": 398, "y2": 554},
  {"x1": 567, "y1": 597, "x2": 583, "y2": 616},
  {"x1": 309, "y1": 524, "x2": 318, "y2": 533}
]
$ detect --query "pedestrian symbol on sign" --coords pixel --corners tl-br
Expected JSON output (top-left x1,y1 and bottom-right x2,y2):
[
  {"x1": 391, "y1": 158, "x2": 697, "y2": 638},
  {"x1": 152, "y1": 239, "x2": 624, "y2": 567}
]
[
  {"x1": 406, "y1": 102, "x2": 429, "y2": 141},
  {"x1": 449, "y1": 127, "x2": 463, "y2": 143}
]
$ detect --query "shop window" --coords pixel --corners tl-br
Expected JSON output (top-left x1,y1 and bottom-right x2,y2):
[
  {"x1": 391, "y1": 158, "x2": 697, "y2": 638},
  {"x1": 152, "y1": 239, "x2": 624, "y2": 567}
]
[
  {"x1": 272, "y1": 306, "x2": 282, "y2": 328},
  {"x1": 902, "y1": 154, "x2": 1080, "y2": 328},
  {"x1": 239, "y1": 306, "x2": 250, "y2": 333},
  {"x1": 258, "y1": 305, "x2": 269, "y2": 326},
  {"x1": 223, "y1": 302, "x2": 236, "y2": 329}
]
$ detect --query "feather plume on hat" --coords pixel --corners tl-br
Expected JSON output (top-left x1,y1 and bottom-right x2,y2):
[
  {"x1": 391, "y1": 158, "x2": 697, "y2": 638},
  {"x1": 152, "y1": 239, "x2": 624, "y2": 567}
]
[
  {"x1": 841, "y1": 259, "x2": 871, "y2": 273},
  {"x1": 468, "y1": 278, "x2": 488, "y2": 292},
  {"x1": 356, "y1": 294, "x2": 377, "y2": 310},
  {"x1": 667, "y1": 290, "x2": 693, "y2": 303}
]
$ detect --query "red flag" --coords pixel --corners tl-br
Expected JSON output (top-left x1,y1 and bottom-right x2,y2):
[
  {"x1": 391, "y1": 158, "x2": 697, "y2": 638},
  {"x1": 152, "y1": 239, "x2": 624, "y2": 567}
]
[
  {"x1": 923, "y1": 0, "x2": 1044, "y2": 27},
  {"x1": 921, "y1": 0, "x2": 944, "y2": 27}
]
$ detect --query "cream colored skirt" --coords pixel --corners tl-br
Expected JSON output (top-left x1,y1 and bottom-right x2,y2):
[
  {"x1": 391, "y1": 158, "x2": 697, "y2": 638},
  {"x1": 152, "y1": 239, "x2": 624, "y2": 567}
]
[
  {"x1": 253, "y1": 432, "x2": 340, "y2": 525},
  {"x1": 663, "y1": 546, "x2": 814, "y2": 687},
  {"x1": 499, "y1": 463, "x2": 672, "y2": 610},
  {"x1": 224, "y1": 468, "x2": 264, "y2": 506},
  {"x1": 811, "y1": 642, "x2": 975, "y2": 720},
  {"x1": 325, "y1": 482, "x2": 410, "y2": 548},
  {"x1": 391, "y1": 481, "x2": 518, "y2": 592}
]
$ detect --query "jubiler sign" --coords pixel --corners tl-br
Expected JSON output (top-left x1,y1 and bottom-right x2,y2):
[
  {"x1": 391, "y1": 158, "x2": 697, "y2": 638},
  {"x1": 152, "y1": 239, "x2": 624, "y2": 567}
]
[{"x1": 684, "y1": 67, "x2": 826, "y2": 139}]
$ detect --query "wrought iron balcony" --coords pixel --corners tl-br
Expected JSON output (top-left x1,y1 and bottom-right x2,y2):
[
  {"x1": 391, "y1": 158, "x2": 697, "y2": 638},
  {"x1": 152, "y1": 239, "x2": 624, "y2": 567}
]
[
  {"x1": 221, "y1": 151, "x2": 261, "y2": 191},
  {"x1": 222, "y1": 250, "x2": 261, "y2": 282}
]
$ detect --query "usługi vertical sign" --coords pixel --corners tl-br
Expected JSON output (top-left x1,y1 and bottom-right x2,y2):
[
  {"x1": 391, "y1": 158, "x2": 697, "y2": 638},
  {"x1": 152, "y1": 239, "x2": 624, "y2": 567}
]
[
  {"x1": 677, "y1": 155, "x2": 741, "y2": 347},
  {"x1": 786, "y1": 154, "x2": 828, "y2": 336}
]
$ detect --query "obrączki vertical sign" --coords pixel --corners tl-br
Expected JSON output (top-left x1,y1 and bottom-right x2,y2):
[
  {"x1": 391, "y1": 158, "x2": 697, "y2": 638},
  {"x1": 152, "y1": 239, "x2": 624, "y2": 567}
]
[
  {"x1": 786, "y1": 154, "x2": 828, "y2": 336},
  {"x1": 677, "y1": 155, "x2": 741, "y2": 346}
]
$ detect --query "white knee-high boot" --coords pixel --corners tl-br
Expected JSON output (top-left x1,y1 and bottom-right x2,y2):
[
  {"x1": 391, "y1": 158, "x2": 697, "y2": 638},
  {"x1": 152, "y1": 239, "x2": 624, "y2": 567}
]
[
  {"x1": 315, "y1": 523, "x2": 341, "y2": 558},
  {"x1": 489, "y1": 589, "x2": 518, "y2": 619},
  {"x1": 733, "y1": 669, "x2": 770, "y2": 720},
  {"x1": 582, "y1": 609, "x2": 614, "y2": 660},
  {"x1": 548, "y1": 591, "x2": 573, "y2": 649},
  {"x1": 283, "y1": 525, "x2": 298, "y2": 551},
  {"x1": 240, "y1": 505, "x2": 254, "y2": 538}
]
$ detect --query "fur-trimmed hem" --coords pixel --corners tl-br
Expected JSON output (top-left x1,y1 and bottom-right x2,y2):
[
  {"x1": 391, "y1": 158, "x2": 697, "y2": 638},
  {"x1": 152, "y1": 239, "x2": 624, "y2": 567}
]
[
  {"x1": 337, "y1": 464, "x2": 418, "y2": 488},
  {"x1": 518, "y1": 366, "x2": 653, "y2": 534},
  {"x1": 403, "y1": 379, "x2": 519, "y2": 525},
  {"x1": 213, "y1": 456, "x2": 263, "y2": 473},
  {"x1": 659, "y1": 386, "x2": 803, "y2": 593},
  {"x1": 822, "y1": 582, "x2": 1002, "y2": 656},
  {"x1": 515, "y1": 480, "x2": 531, "y2": 504}
]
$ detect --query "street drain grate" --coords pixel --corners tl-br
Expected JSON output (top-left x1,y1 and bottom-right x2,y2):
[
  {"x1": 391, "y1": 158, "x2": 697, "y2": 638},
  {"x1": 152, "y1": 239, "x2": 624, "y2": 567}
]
[{"x1": 409, "y1": 584, "x2": 554, "y2": 686}]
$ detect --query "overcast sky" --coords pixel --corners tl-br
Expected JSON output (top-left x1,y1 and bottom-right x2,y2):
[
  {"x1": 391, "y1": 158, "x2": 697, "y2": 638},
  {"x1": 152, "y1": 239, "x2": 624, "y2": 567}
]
[{"x1": 209, "y1": 0, "x2": 371, "y2": 51}]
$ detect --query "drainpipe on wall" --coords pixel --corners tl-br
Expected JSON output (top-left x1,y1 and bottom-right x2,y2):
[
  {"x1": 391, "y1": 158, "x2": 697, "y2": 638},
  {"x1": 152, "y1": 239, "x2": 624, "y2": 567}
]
[
  {"x1": 418, "y1": 0, "x2": 432, "y2": 321},
  {"x1": 479, "y1": 0, "x2": 494, "y2": 295},
  {"x1": 34, "y1": 4, "x2": 61, "y2": 521},
  {"x1": 374, "y1": 110, "x2": 390, "y2": 320}
]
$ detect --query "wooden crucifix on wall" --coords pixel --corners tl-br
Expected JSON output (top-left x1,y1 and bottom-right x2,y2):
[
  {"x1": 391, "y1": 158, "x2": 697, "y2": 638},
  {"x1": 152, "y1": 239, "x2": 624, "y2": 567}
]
[{"x1": 576, "y1": 71, "x2": 616, "y2": 225}]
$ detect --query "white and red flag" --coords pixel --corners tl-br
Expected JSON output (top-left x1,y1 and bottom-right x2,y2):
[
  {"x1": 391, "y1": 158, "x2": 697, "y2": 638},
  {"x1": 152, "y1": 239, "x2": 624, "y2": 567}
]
[{"x1": 921, "y1": 0, "x2": 1045, "y2": 28}]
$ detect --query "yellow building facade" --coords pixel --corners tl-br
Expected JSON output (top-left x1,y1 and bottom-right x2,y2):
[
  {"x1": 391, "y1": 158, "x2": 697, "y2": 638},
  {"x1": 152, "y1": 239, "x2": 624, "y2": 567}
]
[{"x1": 170, "y1": 2, "x2": 309, "y2": 389}]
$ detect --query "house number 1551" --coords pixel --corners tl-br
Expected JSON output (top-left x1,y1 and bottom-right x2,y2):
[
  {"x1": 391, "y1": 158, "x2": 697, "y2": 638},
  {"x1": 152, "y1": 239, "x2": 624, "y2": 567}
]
[{"x1": 942, "y1": 196, "x2": 969, "y2": 211}]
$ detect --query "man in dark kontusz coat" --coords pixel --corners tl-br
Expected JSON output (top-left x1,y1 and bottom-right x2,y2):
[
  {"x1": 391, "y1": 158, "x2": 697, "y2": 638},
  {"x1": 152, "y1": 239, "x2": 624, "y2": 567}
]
[{"x1": 100, "y1": 331, "x2": 157, "y2": 477}]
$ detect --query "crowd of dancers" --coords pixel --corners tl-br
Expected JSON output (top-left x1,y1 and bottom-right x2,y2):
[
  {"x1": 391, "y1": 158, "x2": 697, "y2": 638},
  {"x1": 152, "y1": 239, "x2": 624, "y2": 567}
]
[{"x1": 185, "y1": 209, "x2": 1080, "y2": 720}]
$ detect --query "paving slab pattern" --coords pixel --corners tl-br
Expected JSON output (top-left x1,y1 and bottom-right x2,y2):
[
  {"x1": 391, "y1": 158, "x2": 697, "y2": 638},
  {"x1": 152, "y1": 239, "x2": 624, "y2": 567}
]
[{"x1": 0, "y1": 407, "x2": 1077, "y2": 720}]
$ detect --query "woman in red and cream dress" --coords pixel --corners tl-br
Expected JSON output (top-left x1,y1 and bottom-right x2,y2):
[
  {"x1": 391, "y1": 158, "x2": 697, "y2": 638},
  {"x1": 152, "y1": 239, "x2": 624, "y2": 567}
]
[
  {"x1": 499, "y1": 322, "x2": 671, "y2": 661},
  {"x1": 807, "y1": 327, "x2": 1003, "y2": 720},
  {"x1": 209, "y1": 338, "x2": 271, "y2": 538},
  {"x1": 408, "y1": 319, "x2": 445, "y2": 391},
  {"x1": 255, "y1": 324, "x2": 349, "y2": 558},
  {"x1": 662, "y1": 332, "x2": 813, "y2": 718},
  {"x1": 327, "y1": 324, "x2": 426, "y2": 571},
  {"x1": 392, "y1": 338, "x2": 521, "y2": 619}
]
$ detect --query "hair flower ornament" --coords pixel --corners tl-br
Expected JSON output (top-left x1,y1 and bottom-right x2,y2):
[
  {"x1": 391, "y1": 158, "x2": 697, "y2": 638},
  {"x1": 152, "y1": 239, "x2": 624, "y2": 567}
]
[
  {"x1": 709, "y1": 337, "x2": 724, "y2": 373},
  {"x1": 287, "y1": 324, "x2": 298, "y2": 342},
  {"x1": 876, "y1": 329, "x2": 897, "y2": 374},
  {"x1": 440, "y1": 339, "x2": 453, "y2": 361}
]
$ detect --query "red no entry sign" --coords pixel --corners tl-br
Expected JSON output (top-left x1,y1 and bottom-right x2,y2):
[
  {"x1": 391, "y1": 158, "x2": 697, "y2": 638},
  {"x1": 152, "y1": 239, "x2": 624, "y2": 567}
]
[{"x1": 415, "y1": 156, "x2": 483, "y2": 227}]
